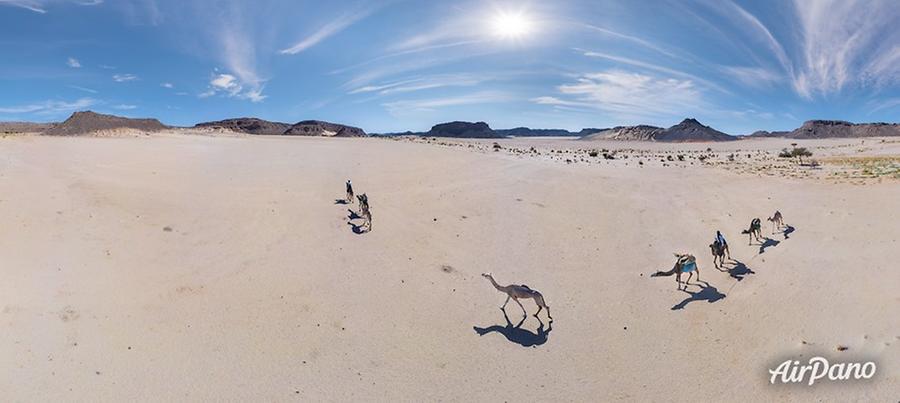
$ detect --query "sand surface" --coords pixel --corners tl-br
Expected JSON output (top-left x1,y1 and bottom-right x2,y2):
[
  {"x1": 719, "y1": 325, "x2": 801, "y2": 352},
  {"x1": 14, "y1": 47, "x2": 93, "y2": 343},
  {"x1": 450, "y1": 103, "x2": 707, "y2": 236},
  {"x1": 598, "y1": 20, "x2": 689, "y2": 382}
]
[{"x1": 1, "y1": 134, "x2": 898, "y2": 401}]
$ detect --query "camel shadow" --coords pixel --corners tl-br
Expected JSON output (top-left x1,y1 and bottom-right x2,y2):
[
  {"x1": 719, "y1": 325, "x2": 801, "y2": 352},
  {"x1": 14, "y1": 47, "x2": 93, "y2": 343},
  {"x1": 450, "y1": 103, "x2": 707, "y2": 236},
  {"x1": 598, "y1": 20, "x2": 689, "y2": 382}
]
[
  {"x1": 782, "y1": 225, "x2": 795, "y2": 239},
  {"x1": 758, "y1": 237, "x2": 780, "y2": 254},
  {"x1": 347, "y1": 221, "x2": 368, "y2": 234},
  {"x1": 671, "y1": 280, "x2": 726, "y2": 310},
  {"x1": 473, "y1": 309, "x2": 552, "y2": 348},
  {"x1": 334, "y1": 199, "x2": 349, "y2": 205},
  {"x1": 347, "y1": 209, "x2": 362, "y2": 220},
  {"x1": 727, "y1": 261, "x2": 755, "y2": 281}
]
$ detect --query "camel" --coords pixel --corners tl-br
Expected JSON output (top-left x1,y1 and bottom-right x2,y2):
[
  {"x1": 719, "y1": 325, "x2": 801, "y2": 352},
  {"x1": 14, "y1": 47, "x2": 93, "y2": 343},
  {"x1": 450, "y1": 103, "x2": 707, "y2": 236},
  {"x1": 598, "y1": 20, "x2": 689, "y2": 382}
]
[
  {"x1": 345, "y1": 180, "x2": 354, "y2": 204},
  {"x1": 767, "y1": 211, "x2": 784, "y2": 234},
  {"x1": 709, "y1": 240, "x2": 727, "y2": 270},
  {"x1": 652, "y1": 253, "x2": 700, "y2": 290},
  {"x1": 481, "y1": 273, "x2": 552, "y2": 320},
  {"x1": 356, "y1": 193, "x2": 371, "y2": 231},
  {"x1": 742, "y1": 218, "x2": 763, "y2": 245}
]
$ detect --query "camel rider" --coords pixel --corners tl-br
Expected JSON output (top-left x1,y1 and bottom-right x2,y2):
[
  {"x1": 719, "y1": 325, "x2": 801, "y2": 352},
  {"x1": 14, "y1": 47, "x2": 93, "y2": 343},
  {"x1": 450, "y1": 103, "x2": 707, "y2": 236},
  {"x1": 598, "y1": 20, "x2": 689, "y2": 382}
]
[{"x1": 346, "y1": 180, "x2": 353, "y2": 199}]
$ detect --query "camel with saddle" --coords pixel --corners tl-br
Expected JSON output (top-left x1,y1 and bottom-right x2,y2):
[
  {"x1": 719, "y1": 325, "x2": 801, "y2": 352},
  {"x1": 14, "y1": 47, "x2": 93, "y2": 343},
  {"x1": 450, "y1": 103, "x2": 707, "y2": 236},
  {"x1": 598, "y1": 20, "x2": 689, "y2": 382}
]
[{"x1": 652, "y1": 253, "x2": 700, "y2": 290}]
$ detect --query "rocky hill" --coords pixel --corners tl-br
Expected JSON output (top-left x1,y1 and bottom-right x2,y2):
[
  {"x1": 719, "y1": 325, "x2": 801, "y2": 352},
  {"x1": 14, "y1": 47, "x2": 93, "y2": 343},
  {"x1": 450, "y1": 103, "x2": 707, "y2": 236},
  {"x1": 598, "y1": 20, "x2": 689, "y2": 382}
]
[
  {"x1": 494, "y1": 127, "x2": 577, "y2": 137},
  {"x1": 45, "y1": 111, "x2": 167, "y2": 136},
  {"x1": 194, "y1": 118, "x2": 291, "y2": 135},
  {"x1": 283, "y1": 120, "x2": 366, "y2": 137},
  {"x1": 582, "y1": 118, "x2": 735, "y2": 142}
]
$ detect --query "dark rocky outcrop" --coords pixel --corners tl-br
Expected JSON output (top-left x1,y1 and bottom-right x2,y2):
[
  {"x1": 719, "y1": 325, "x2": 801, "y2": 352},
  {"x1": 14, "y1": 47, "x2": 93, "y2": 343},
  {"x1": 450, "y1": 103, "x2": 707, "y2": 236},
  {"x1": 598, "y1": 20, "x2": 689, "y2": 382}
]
[
  {"x1": 195, "y1": 118, "x2": 365, "y2": 137},
  {"x1": 45, "y1": 111, "x2": 167, "y2": 136},
  {"x1": 494, "y1": 127, "x2": 576, "y2": 137},
  {"x1": 283, "y1": 120, "x2": 366, "y2": 137},
  {"x1": 194, "y1": 118, "x2": 291, "y2": 135}
]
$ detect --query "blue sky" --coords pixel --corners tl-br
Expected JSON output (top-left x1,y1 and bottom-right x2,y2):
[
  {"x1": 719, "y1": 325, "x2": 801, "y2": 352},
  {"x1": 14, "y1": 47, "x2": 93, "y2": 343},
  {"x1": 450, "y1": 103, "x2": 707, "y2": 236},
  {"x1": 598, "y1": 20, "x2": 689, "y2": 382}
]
[{"x1": 1, "y1": 0, "x2": 898, "y2": 134}]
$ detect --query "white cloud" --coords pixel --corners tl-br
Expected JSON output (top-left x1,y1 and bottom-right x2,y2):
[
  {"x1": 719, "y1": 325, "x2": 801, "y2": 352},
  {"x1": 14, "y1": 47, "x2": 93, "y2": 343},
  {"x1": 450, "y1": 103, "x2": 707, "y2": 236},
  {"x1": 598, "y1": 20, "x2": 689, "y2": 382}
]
[
  {"x1": 0, "y1": 97, "x2": 96, "y2": 115},
  {"x1": 535, "y1": 70, "x2": 705, "y2": 120},
  {"x1": 161, "y1": 82, "x2": 174, "y2": 88},
  {"x1": 112, "y1": 73, "x2": 138, "y2": 82},
  {"x1": 200, "y1": 72, "x2": 266, "y2": 102},
  {"x1": 67, "y1": 57, "x2": 81, "y2": 68},
  {"x1": 578, "y1": 49, "x2": 731, "y2": 95},
  {"x1": 67, "y1": 85, "x2": 97, "y2": 94},
  {"x1": 280, "y1": 7, "x2": 375, "y2": 55},
  {"x1": 112, "y1": 104, "x2": 137, "y2": 110},
  {"x1": 349, "y1": 73, "x2": 488, "y2": 96},
  {"x1": 0, "y1": 0, "x2": 102, "y2": 13}
]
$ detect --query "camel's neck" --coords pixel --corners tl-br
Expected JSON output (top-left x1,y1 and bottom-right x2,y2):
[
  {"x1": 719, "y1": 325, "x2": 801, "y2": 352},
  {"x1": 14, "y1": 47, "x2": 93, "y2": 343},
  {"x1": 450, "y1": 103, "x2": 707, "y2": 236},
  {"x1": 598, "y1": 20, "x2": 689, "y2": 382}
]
[{"x1": 486, "y1": 276, "x2": 506, "y2": 291}]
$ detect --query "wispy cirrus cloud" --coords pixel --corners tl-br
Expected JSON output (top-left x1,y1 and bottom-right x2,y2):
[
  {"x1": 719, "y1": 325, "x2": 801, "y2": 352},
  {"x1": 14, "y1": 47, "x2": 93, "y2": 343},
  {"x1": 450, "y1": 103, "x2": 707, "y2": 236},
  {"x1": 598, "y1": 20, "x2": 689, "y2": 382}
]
[
  {"x1": 533, "y1": 70, "x2": 705, "y2": 122},
  {"x1": 0, "y1": 97, "x2": 96, "y2": 115},
  {"x1": 279, "y1": 5, "x2": 376, "y2": 55},
  {"x1": 382, "y1": 91, "x2": 510, "y2": 116},
  {"x1": 112, "y1": 104, "x2": 137, "y2": 110},
  {"x1": 112, "y1": 73, "x2": 138, "y2": 82},
  {"x1": 720, "y1": 66, "x2": 781, "y2": 89},
  {"x1": 66, "y1": 57, "x2": 81, "y2": 68},
  {"x1": 161, "y1": 82, "x2": 174, "y2": 88},
  {"x1": 0, "y1": 0, "x2": 102, "y2": 14},
  {"x1": 67, "y1": 84, "x2": 97, "y2": 93}
]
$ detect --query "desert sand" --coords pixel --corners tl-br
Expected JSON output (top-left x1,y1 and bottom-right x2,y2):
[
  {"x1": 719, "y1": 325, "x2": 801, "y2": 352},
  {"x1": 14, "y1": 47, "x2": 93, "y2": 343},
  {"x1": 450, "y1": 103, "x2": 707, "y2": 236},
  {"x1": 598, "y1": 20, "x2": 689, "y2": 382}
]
[{"x1": 1, "y1": 133, "x2": 897, "y2": 401}]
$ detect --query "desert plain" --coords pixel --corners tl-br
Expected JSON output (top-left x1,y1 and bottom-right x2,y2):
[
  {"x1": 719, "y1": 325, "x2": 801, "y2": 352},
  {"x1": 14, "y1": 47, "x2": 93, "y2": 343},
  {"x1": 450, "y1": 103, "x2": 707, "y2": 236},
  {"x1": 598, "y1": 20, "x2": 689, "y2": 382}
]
[{"x1": 0, "y1": 132, "x2": 898, "y2": 401}]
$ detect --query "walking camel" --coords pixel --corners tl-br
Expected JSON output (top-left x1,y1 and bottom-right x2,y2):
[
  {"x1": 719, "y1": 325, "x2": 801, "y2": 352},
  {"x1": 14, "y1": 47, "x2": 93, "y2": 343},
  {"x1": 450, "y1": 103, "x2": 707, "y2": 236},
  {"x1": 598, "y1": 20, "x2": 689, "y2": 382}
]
[
  {"x1": 709, "y1": 240, "x2": 727, "y2": 270},
  {"x1": 345, "y1": 180, "x2": 354, "y2": 204},
  {"x1": 481, "y1": 273, "x2": 552, "y2": 320},
  {"x1": 356, "y1": 193, "x2": 372, "y2": 231},
  {"x1": 767, "y1": 211, "x2": 784, "y2": 234},
  {"x1": 742, "y1": 218, "x2": 763, "y2": 245},
  {"x1": 652, "y1": 253, "x2": 700, "y2": 290}
]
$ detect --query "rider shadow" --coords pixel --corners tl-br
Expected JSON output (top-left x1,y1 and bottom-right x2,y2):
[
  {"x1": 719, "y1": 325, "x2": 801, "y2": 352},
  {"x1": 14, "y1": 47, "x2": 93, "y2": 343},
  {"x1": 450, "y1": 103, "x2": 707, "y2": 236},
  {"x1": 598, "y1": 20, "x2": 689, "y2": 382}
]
[
  {"x1": 782, "y1": 225, "x2": 795, "y2": 239},
  {"x1": 671, "y1": 280, "x2": 726, "y2": 311},
  {"x1": 727, "y1": 261, "x2": 755, "y2": 281},
  {"x1": 758, "y1": 238, "x2": 780, "y2": 254},
  {"x1": 473, "y1": 309, "x2": 552, "y2": 348},
  {"x1": 334, "y1": 199, "x2": 349, "y2": 205}
]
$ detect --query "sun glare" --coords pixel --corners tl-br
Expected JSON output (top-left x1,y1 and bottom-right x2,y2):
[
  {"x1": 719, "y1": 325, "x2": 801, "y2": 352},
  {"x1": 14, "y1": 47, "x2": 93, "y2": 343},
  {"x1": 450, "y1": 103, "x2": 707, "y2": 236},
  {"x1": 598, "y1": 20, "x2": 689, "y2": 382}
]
[{"x1": 491, "y1": 12, "x2": 532, "y2": 39}]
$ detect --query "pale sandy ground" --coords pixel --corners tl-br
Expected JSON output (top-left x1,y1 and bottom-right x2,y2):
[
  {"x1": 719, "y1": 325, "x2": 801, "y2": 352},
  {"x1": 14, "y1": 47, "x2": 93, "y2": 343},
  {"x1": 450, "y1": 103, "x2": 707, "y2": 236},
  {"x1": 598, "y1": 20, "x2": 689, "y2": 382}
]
[{"x1": 0, "y1": 133, "x2": 898, "y2": 401}]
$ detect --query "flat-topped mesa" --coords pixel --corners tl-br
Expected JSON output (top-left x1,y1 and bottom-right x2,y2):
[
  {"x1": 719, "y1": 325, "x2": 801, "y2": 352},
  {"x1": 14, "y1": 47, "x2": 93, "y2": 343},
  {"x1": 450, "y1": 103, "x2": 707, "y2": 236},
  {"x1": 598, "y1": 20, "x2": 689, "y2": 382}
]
[
  {"x1": 427, "y1": 121, "x2": 500, "y2": 138},
  {"x1": 45, "y1": 111, "x2": 167, "y2": 136},
  {"x1": 194, "y1": 118, "x2": 291, "y2": 135},
  {"x1": 284, "y1": 120, "x2": 366, "y2": 137}
]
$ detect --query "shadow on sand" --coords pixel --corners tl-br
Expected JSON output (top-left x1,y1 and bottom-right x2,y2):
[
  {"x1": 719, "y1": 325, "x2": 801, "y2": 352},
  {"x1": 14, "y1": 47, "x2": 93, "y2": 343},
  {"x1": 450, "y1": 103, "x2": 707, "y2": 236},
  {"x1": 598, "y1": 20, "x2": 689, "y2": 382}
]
[
  {"x1": 334, "y1": 199, "x2": 349, "y2": 205},
  {"x1": 726, "y1": 260, "x2": 755, "y2": 281},
  {"x1": 671, "y1": 280, "x2": 726, "y2": 310},
  {"x1": 347, "y1": 209, "x2": 362, "y2": 220},
  {"x1": 347, "y1": 221, "x2": 367, "y2": 234},
  {"x1": 758, "y1": 237, "x2": 780, "y2": 254},
  {"x1": 473, "y1": 309, "x2": 552, "y2": 348},
  {"x1": 783, "y1": 225, "x2": 795, "y2": 239}
]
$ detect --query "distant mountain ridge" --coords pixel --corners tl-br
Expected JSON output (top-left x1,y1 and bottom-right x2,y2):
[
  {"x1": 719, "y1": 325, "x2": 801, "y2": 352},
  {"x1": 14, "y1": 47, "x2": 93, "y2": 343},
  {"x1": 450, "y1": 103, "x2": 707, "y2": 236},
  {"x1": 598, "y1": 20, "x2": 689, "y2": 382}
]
[
  {"x1": 748, "y1": 120, "x2": 900, "y2": 139},
  {"x1": 196, "y1": 117, "x2": 366, "y2": 137}
]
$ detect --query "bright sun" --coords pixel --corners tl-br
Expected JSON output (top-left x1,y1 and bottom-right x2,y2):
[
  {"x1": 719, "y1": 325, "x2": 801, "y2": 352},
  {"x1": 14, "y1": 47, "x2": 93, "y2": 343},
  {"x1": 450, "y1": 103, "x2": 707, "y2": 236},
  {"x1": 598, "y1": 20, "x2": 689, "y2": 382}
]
[{"x1": 491, "y1": 12, "x2": 532, "y2": 39}]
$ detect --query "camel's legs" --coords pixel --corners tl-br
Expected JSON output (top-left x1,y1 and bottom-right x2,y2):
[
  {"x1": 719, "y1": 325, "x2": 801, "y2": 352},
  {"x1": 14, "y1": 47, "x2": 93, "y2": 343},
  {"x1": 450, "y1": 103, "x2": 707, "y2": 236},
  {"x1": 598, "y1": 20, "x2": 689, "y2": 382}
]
[
  {"x1": 685, "y1": 271, "x2": 693, "y2": 286},
  {"x1": 513, "y1": 297, "x2": 527, "y2": 316},
  {"x1": 695, "y1": 268, "x2": 701, "y2": 282},
  {"x1": 501, "y1": 295, "x2": 511, "y2": 310}
]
